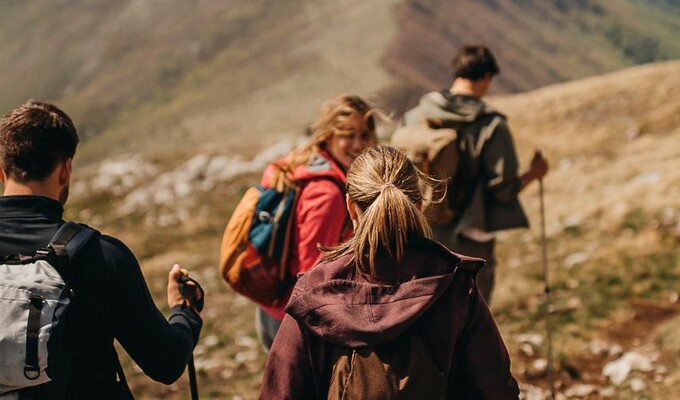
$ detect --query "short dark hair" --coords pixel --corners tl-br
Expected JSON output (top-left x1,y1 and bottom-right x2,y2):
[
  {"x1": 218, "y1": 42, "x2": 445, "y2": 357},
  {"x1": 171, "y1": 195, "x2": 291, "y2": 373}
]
[
  {"x1": 0, "y1": 100, "x2": 79, "y2": 182},
  {"x1": 451, "y1": 45, "x2": 500, "y2": 81}
]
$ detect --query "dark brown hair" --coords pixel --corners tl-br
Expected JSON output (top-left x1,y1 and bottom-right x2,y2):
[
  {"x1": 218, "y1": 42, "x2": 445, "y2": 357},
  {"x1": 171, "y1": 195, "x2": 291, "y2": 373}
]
[
  {"x1": 451, "y1": 45, "x2": 500, "y2": 81},
  {"x1": 0, "y1": 100, "x2": 79, "y2": 182}
]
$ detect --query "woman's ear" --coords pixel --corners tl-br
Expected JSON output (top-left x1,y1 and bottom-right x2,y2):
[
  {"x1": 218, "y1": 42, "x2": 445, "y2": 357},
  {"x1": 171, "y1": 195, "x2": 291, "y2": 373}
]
[
  {"x1": 346, "y1": 195, "x2": 359, "y2": 221},
  {"x1": 345, "y1": 195, "x2": 362, "y2": 222}
]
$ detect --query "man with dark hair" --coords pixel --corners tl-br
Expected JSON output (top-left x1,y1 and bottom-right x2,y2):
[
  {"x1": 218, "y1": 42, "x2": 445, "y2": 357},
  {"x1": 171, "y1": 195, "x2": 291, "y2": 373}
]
[
  {"x1": 0, "y1": 100, "x2": 203, "y2": 398},
  {"x1": 401, "y1": 45, "x2": 548, "y2": 305}
]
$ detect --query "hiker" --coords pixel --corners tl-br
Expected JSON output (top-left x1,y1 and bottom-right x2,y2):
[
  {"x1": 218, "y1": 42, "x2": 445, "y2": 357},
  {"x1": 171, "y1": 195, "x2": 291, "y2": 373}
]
[
  {"x1": 400, "y1": 45, "x2": 549, "y2": 304},
  {"x1": 0, "y1": 101, "x2": 203, "y2": 399},
  {"x1": 260, "y1": 145, "x2": 519, "y2": 399},
  {"x1": 253, "y1": 94, "x2": 378, "y2": 350}
]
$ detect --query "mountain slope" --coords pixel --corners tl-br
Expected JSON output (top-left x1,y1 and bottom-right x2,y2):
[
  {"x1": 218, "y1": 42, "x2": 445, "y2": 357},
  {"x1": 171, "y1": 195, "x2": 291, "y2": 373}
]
[
  {"x1": 385, "y1": 0, "x2": 680, "y2": 99},
  {"x1": 1, "y1": 0, "x2": 678, "y2": 163}
]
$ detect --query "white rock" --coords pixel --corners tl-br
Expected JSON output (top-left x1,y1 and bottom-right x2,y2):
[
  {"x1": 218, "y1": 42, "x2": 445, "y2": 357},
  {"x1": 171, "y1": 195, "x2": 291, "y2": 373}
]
[
  {"x1": 603, "y1": 351, "x2": 654, "y2": 385},
  {"x1": 235, "y1": 335, "x2": 257, "y2": 348},
  {"x1": 519, "y1": 343, "x2": 535, "y2": 358},
  {"x1": 235, "y1": 350, "x2": 258, "y2": 363},
  {"x1": 609, "y1": 344, "x2": 623, "y2": 358},
  {"x1": 632, "y1": 171, "x2": 661, "y2": 186},
  {"x1": 629, "y1": 377, "x2": 646, "y2": 392},
  {"x1": 520, "y1": 384, "x2": 551, "y2": 400},
  {"x1": 194, "y1": 356, "x2": 223, "y2": 371},
  {"x1": 589, "y1": 339, "x2": 609, "y2": 356},
  {"x1": 563, "y1": 252, "x2": 590, "y2": 269},
  {"x1": 529, "y1": 358, "x2": 548, "y2": 376},
  {"x1": 202, "y1": 334, "x2": 220, "y2": 347},
  {"x1": 516, "y1": 333, "x2": 544, "y2": 347},
  {"x1": 603, "y1": 359, "x2": 632, "y2": 385},
  {"x1": 564, "y1": 384, "x2": 596, "y2": 397}
]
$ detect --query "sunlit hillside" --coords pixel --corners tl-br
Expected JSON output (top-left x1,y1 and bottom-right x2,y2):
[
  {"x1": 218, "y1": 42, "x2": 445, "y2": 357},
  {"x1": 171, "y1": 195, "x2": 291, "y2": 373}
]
[
  {"x1": 63, "y1": 60, "x2": 680, "y2": 399},
  {"x1": 1, "y1": 0, "x2": 678, "y2": 163}
]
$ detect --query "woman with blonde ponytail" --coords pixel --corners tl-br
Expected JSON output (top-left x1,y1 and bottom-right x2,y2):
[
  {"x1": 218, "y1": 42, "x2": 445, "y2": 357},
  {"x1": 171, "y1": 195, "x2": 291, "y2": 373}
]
[
  {"x1": 254, "y1": 94, "x2": 378, "y2": 350},
  {"x1": 261, "y1": 145, "x2": 519, "y2": 399}
]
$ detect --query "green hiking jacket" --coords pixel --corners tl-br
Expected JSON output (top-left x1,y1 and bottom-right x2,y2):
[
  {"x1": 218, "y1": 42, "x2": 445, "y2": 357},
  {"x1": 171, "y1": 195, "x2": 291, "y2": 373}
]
[{"x1": 401, "y1": 90, "x2": 529, "y2": 235}]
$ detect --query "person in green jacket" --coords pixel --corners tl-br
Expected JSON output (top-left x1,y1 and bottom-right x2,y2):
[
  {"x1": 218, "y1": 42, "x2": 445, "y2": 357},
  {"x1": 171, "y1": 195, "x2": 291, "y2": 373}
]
[{"x1": 401, "y1": 45, "x2": 549, "y2": 304}]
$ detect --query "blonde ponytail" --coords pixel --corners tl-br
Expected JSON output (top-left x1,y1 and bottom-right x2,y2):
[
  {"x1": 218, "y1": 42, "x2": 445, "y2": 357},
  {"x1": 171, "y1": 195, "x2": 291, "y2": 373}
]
[{"x1": 324, "y1": 145, "x2": 433, "y2": 276}]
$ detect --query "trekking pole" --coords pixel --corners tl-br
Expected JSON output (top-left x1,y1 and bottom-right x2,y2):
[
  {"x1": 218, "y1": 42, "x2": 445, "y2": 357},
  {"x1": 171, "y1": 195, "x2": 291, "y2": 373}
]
[
  {"x1": 187, "y1": 356, "x2": 199, "y2": 400},
  {"x1": 178, "y1": 273, "x2": 204, "y2": 400},
  {"x1": 539, "y1": 179, "x2": 556, "y2": 400}
]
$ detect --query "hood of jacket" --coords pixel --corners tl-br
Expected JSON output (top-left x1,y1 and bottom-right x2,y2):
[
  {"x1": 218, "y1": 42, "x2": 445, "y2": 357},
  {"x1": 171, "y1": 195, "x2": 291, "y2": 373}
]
[
  {"x1": 293, "y1": 150, "x2": 346, "y2": 183},
  {"x1": 262, "y1": 150, "x2": 346, "y2": 188},
  {"x1": 411, "y1": 91, "x2": 503, "y2": 126},
  {"x1": 285, "y1": 238, "x2": 484, "y2": 347}
]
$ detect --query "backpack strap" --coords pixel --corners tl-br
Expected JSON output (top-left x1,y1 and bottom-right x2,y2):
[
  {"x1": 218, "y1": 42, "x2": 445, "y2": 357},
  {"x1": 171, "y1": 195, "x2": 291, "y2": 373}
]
[
  {"x1": 46, "y1": 221, "x2": 96, "y2": 288},
  {"x1": 49, "y1": 221, "x2": 96, "y2": 257}
]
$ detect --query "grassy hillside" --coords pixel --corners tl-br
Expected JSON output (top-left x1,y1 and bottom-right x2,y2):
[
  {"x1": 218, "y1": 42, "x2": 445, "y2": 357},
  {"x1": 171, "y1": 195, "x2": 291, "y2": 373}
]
[
  {"x1": 384, "y1": 0, "x2": 680, "y2": 111},
  {"x1": 0, "y1": 0, "x2": 401, "y2": 163},
  {"x1": 0, "y1": 0, "x2": 678, "y2": 162},
  {"x1": 64, "y1": 60, "x2": 680, "y2": 399}
]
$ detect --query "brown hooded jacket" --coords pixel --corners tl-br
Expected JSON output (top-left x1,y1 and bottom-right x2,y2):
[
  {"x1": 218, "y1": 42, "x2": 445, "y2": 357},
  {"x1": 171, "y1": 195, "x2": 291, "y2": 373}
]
[{"x1": 260, "y1": 238, "x2": 520, "y2": 399}]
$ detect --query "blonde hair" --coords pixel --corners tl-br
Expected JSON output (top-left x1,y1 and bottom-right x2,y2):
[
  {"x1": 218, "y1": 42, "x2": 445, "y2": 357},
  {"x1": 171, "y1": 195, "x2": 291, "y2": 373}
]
[
  {"x1": 280, "y1": 94, "x2": 378, "y2": 173},
  {"x1": 324, "y1": 145, "x2": 433, "y2": 277}
]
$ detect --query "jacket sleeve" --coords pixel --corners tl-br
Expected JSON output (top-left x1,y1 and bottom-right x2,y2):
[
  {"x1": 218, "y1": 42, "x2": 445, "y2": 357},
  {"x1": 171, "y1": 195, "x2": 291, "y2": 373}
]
[
  {"x1": 481, "y1": 119, "x2": 522, "y2": 204},
  {"x1": 103, "y1": 236, "x2": 203, "y2": 384},
  {"x1": 452, "y1": 282, "x2": 520, "y2": 398},
  {"x1": 260, "y1": 315, "x2": 315, "y2": 400},
  {"x1": 293, "y1": 179, "x2": 347, "y2": 276}
]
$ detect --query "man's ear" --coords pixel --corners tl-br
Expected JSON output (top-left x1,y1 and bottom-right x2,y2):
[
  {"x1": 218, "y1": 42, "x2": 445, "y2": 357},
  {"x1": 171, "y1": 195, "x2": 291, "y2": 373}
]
[{"x1": 58, "y1": 158, "x2": 72, "y2": 186}]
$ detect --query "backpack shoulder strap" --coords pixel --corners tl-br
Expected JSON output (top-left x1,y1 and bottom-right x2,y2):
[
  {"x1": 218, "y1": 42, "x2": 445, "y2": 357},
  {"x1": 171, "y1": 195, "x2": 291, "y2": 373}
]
[
  {"x1": 47, "y1": 222, "x2": 97, "y2": 287},
  {"x1": 49, "y1": 221, "x2": 97, "y2": 257}
]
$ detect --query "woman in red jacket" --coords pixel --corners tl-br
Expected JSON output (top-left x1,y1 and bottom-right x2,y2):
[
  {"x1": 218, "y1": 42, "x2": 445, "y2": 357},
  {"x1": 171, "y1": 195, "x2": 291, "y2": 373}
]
[
  {"x1": 260, "y1": 145, "x2": 519, "y2": 399},
  {"x1": 256, "y1": 94, "x2": 378, "y2": 350}
]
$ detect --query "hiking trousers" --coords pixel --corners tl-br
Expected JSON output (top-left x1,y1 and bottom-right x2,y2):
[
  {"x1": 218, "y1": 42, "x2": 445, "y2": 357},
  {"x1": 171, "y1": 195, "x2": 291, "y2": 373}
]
[{"x1": 433, "y1": 227, "x2": 496, "y2": 305}]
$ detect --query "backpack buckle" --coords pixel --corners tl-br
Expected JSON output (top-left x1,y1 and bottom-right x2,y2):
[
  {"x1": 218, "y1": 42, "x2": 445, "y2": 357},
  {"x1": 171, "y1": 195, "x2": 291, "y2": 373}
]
[
  {"x1": 23, "y1": 365, "x2": 41, "y2": 380},
  {"x1": 35, "y1": 248, "x2": 51, "y2": 258}
]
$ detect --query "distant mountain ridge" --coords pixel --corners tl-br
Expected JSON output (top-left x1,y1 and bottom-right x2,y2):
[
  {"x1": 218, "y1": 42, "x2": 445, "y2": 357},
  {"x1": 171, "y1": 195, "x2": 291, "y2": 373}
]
[{"x1": 0, "y1": 0, "x2": 677, "y2": 161}]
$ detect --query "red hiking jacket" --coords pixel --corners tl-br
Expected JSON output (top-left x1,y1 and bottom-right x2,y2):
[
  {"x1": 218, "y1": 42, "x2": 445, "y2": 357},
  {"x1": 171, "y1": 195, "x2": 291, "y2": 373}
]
[{"x1": 260, "y1": 151, "x2": 350, "y2": 320}]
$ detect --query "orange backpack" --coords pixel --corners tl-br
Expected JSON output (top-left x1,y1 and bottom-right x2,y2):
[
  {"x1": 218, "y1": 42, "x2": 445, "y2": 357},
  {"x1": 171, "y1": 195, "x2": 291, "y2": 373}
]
[
  {"x1": 219, "y1": 167, "x2": 347, "y2": 306},
  {"x1": 219, "y1": 168, "x2": 300, "y2": 306}
]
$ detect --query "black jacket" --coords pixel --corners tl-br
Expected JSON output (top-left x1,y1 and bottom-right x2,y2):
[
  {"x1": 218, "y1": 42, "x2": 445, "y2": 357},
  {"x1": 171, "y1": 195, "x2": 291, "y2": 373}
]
[{"x1": 0, "y1": 196, "x2": 202, "y2": 399}]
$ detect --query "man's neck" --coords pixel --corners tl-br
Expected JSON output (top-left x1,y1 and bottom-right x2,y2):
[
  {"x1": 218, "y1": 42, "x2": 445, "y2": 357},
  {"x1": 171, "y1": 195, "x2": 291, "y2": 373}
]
[
  {"x1": 2, "y1": 179, "x2": 58, "y2": 200},
  {"x1": 449, "y1": 77, "x2": 489, "y2": 98}
]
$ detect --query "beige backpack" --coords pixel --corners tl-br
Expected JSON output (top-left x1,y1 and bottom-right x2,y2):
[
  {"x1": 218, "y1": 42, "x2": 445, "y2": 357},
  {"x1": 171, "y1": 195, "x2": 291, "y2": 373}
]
[{"x1": 390, "y1": 123, "x2": 458, "y2": 226}]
